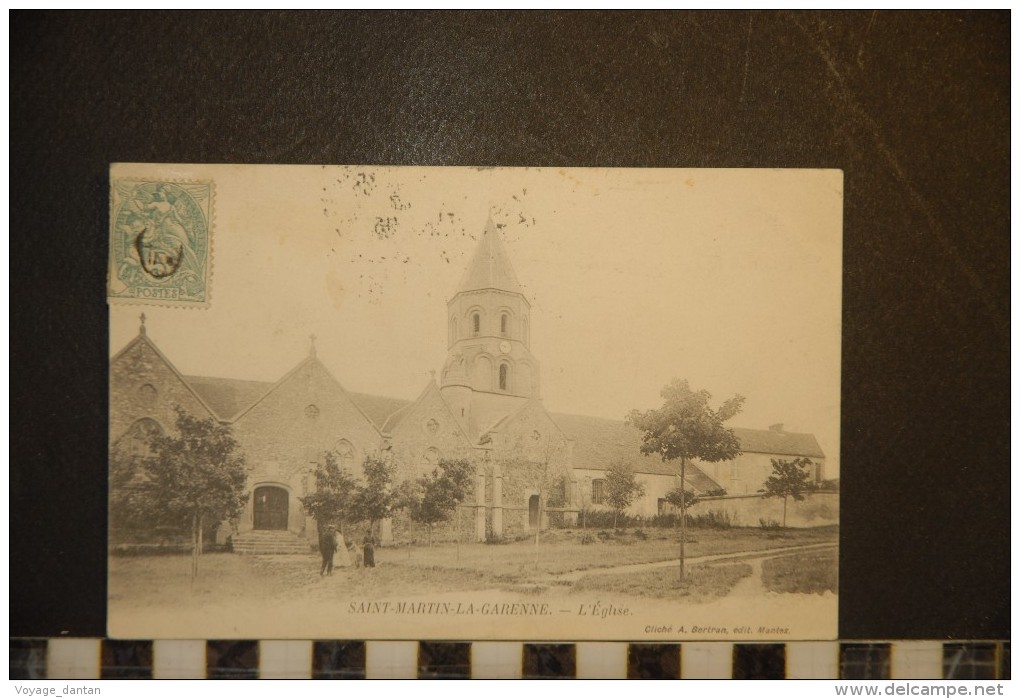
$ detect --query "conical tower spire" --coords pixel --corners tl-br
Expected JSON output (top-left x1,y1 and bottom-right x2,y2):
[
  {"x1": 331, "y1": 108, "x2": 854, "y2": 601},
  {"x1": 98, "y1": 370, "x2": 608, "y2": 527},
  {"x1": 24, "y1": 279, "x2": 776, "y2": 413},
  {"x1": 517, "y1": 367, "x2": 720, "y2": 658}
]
[{"x1": 456, "y1": 215, "x2": 524, "y2": 296}]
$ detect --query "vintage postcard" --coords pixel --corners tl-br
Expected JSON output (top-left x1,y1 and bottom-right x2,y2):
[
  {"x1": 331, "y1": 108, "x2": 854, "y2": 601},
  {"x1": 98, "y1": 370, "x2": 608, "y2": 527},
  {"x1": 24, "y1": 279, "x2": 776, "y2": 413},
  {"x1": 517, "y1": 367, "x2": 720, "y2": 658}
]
[{"x1": 108, "y1": 164, "x2": 842, "y2": 641}]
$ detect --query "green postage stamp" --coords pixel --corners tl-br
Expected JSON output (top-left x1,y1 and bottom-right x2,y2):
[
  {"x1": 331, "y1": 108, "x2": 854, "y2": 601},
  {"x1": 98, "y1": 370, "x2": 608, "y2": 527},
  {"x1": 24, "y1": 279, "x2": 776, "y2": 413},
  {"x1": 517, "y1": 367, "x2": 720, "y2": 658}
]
[{"x1": 108, "y1": 178, "x2": 213, "y2": 306}]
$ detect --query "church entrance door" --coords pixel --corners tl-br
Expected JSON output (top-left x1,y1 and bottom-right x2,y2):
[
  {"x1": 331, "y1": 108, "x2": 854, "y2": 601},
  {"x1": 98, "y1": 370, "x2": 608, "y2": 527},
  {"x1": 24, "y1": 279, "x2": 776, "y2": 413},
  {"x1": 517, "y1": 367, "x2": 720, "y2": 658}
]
[
  {"x1": 528, "y1": 494, "x2": 540, "y2": 529},
  {"x1": 254, "y1": 485, "x2": 289, "y2": 530}
]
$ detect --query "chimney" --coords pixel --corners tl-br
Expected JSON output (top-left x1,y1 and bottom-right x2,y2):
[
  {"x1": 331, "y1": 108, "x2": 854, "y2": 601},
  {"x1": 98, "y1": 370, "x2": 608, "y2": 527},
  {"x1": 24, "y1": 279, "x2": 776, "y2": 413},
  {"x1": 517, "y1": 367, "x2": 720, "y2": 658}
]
[{"x1": 768, "y1": 423, "x2": 785, "y2": 434}]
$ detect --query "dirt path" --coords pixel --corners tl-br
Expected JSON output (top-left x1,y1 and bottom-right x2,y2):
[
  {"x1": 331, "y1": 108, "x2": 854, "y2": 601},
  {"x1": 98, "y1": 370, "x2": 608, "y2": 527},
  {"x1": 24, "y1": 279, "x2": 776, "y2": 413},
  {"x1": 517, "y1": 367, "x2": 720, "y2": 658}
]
[
  {"x1": 547, "y1": 541, "x2": 837, "y2": 582},
  {"x1": 727, "y1": 556, "x2": 766, "y2": 597}
]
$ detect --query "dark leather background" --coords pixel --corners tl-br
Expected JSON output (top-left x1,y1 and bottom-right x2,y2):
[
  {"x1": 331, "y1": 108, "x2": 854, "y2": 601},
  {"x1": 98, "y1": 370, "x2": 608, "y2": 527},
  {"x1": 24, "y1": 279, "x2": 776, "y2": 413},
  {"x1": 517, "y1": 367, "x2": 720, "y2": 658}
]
[{"x1": 10, "y1": 11, "x2": 1009, "y2": 639}]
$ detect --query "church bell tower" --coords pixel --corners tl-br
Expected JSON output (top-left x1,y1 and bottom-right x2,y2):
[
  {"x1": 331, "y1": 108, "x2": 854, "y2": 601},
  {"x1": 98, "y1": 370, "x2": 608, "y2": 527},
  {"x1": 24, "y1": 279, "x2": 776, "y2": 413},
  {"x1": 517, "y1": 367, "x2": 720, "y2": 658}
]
[{"x1": 441, "y1": 217, "x2": 541, "y2": 430}]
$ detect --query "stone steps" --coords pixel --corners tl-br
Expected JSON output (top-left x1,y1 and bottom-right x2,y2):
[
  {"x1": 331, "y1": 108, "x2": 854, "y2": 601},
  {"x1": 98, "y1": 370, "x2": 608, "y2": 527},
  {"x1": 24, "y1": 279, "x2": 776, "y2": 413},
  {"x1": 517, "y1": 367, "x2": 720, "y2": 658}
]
[{"x1": 232, "y1": 529, "x2": 313, "y2": 555}]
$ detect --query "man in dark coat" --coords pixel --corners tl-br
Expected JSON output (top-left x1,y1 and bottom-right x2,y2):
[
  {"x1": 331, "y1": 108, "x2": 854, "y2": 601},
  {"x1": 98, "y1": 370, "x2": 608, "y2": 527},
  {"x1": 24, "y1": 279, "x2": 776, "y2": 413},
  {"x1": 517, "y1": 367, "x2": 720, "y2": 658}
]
[
  {"x1": 320, "y1": 525, "x2": 338, "y2": 576},
  {"x1": 362, "y1": 537, "x2": 375, "y2": 568}
]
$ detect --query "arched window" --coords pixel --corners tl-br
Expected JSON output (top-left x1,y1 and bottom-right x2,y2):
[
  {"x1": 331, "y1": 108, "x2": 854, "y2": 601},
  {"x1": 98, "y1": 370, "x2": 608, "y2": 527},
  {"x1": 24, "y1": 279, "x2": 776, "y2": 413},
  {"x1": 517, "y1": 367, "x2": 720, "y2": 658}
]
[
  {"x1": 499, "y1": 363, "x2": 509, "y2": 391},
  {"x1": 138, "y1": 383, "x2": 158, "y2": 409},
  {"x1": 333, "y1": 439, "x2": 356, "y2": 470},
  {"x1": 592, "y1": 478, "x2": 605, "y2": 505},
  {"x1": 421, "y1": 447, "x2": 441, "y2": 470},
  {"x1": 472, "y1": 313, "x2": 480, "y2": 336},
  {"x1": 116, "y1": 418, "x2": 164, "y2": 457},
  {"x1": 500, "y1": 313, "x2": 509, "y2": 337}
]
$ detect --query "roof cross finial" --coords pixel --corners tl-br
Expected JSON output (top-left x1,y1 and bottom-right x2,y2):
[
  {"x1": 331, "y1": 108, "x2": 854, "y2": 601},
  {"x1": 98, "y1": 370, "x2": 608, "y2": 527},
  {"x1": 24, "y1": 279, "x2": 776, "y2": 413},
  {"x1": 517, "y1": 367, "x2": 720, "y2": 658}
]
[
  {"x1": 309, "y1": 333, "x2": 317, "y2": 357},
  {"x1": 139, "y1": 312, "x2": 147, "y2": 336}
]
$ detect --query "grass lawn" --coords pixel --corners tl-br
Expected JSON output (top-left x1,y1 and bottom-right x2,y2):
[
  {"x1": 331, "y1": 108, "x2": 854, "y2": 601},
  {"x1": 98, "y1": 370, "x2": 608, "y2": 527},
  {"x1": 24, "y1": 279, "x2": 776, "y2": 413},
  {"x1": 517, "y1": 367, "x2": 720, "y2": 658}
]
[
  {"x1": 109, "y1": 525, "x2": 837, "y2": 608},
  {"x1": 572, "y1": 561, "x2": 753, "y2": 602},
  {"x1": 387, "y1": 526, "x2": 837, "y2": 581},
  {"x1": 761, "y1": 549, "x2": 838, "y2": 594},
  {"x1": 108, "y1": 553, "x2": 499, "y2": 611}
]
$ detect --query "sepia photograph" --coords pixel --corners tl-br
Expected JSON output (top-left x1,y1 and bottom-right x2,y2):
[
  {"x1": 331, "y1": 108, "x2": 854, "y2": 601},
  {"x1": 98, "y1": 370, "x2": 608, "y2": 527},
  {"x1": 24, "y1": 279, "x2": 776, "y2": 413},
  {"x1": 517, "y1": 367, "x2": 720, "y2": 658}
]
[{"x1": 107, "y1": 164, "x2": 842, "y2": 641}]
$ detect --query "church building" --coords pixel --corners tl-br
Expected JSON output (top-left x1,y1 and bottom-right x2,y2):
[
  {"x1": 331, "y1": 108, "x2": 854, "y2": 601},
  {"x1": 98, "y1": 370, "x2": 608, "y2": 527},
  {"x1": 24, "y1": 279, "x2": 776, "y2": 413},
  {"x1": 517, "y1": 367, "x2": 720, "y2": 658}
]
[{"x1": 110, "y1": 218, "x2": 826, "y2": 552}]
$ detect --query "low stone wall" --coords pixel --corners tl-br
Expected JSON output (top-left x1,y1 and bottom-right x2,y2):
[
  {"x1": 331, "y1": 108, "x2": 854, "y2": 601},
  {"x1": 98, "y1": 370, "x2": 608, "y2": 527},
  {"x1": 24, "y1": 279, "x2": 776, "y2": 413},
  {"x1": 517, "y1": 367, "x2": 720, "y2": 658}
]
[{"x1": 687, "y1": 491, "x2": 839, "y2": 528}]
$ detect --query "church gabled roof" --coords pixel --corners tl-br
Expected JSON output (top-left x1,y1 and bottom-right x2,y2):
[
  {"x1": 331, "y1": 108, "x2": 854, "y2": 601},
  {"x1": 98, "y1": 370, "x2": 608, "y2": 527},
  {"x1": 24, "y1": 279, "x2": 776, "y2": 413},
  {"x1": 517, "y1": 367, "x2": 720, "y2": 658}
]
[
  {"x1": 184, "y1": 375, "x2": 274, "y2": 422},
  {"x1": 383, "y1": 380, "x2": 476, "y2": 449},
  {"x1": 227, "y1": 354, "x2": 383, "y2": 438},
  {"x1": 110, "y1": 330, "x2": 220, "y2": 422},
  {"x1": 479, "y1": 398, "x2": 563, "y2": 442},
  {"x1": 455, "y1": 216, "x2": 524, "y2": 296}
]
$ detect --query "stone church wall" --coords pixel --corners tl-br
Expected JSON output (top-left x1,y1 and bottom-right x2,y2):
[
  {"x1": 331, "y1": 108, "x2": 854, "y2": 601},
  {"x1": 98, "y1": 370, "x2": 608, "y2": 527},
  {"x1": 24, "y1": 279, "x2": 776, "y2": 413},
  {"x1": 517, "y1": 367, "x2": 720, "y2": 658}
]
[
  {"x1": 387, "y1": 384, "x2": 477, "y2": 485},
  {"x1": 230, "y1": 358, "x2": 383, "y2": 537},
  {"x1": 387, "y1": 504, "x2": 478, "y2": 546},
  {"x1": 109, "y1": 339, "x2": 214, "y2": 443}
]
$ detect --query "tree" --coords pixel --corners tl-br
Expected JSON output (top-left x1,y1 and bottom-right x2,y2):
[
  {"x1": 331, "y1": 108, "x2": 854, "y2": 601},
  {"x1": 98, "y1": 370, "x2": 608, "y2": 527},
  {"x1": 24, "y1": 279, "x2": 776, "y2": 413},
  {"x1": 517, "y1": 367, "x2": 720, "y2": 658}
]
[
  {"x1": 353, "y1": 455, "x2": 396, "y2": 541},
  {"x1": 112, "y1": 406, "x2": 248, "y2": 579},
  {"x1": 604, "y1": 461, "x2": 645, "y2": 529},
  {"x1": 664, "y1": 484, "x2": 698, "y2": 511},
  {"x1": 406, "y1": 459, "x2": 474, "y2": 546},
  {"x1": 760, "y1": 457, "x2": 815, "y2": 528},
  {"x1": 627, "y1": 379, "x2": 744, "y2": 578},
  {"x1": 663, "y1": 484, "x2": 699, "y2": 529},
  {"x1": 487, "y1": 429, "x2": 568, "y2": 547},
  {"x1": 532, "y1": 436, "x2": 568, "y2": 547},
  {"x1": 300, "y1": 450, "x2": 361, "y2": 537}
]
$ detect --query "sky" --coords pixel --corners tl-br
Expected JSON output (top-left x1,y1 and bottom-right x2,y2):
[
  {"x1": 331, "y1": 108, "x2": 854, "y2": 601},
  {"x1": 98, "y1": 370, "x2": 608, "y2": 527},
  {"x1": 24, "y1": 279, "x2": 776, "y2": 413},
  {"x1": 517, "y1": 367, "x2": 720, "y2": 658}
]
[{"x1": 110, "y1": 165, "x2": 843, "y2": 475}]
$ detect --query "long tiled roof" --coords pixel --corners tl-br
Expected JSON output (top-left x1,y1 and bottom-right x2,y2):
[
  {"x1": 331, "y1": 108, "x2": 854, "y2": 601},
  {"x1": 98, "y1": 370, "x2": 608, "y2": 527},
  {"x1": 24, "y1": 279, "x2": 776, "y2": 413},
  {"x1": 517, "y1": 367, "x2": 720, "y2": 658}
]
[
  {"x1": 551, "y1": 413, "x2": 824, "y2": 476},
  {"x1": 730, "y1": 427, "x2": 825, "y2": 459},
  {"x1": 550, "y1": 412, "x2": 722, "y2": 491},
  {"x1": 551, "y1": 413, "x2": 677, "y2": 476},
  {"x1": 182, "y1": 374, "x2": 822, "y2": 469}
]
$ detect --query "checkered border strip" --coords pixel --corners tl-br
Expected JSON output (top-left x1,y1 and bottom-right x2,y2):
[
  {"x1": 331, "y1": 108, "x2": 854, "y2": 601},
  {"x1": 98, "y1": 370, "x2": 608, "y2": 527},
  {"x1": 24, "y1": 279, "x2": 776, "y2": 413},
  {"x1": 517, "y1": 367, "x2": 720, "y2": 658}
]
[{"x1": 9, "y1": 639, "x2": 1009, "y2": 679}]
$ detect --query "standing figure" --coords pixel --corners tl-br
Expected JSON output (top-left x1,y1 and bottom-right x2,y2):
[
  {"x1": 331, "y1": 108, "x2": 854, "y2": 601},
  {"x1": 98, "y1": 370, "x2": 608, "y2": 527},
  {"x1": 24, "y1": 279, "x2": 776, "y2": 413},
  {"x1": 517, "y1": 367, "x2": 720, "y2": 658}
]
[
  {"x1": 362, "y1": 537, "x2": 375, "y2": 568},
  {"x1": 349, "y1": 540, "x2": 362, "y2": 569},
  {"x1": 320, "y1": 524, "x2": 338, "y2": 576},
  {"x1": 333, "y1": 529, "x2": 352, "y2": 569}
]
